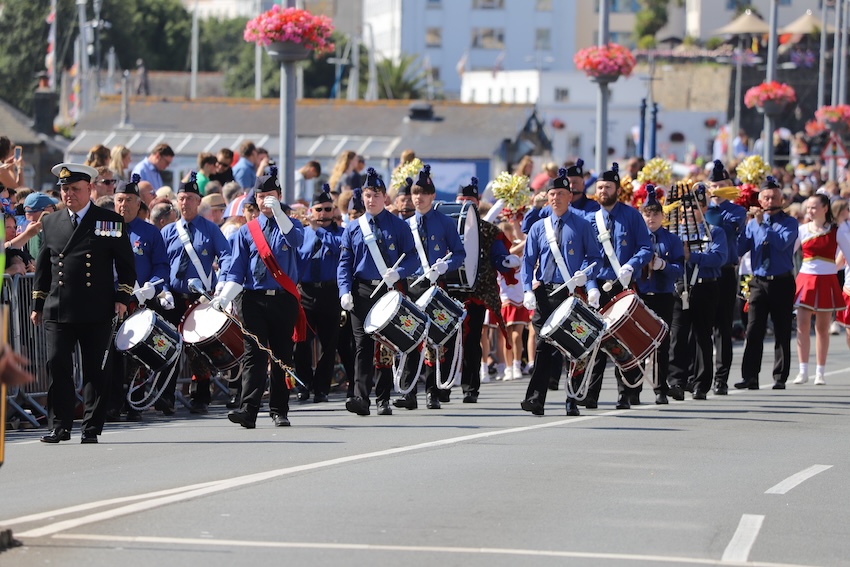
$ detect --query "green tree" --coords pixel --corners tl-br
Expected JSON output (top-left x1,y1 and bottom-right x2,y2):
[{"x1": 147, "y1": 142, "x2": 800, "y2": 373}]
[{"x1": 376, "y1": 54, "x2": 427, "y2": 100}]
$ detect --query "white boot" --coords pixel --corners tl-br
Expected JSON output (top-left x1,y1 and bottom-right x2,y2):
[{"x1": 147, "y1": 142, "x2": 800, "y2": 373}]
[{"x1": 502, "y1": 366, "x2": 514, "y2": 381}]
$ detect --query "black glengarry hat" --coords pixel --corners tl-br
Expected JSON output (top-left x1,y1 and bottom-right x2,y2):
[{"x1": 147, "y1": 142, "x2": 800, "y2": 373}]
[
  {"x1": 708, "y1": 159, "x2": 730, "y2": 183},
  {"x1": 565, "y1": 158, "x2": 584, "y2": 178},
  {"x1": 313, "y1": 183, "x2": 333, "y2": 205},
  {"x1": 116, "y1": 173, "x2": 141, "y2": 196},
  {"x1": 600, "y1": 162, "x2": 620, "y2": 184},
  {"x1": 254, "y1": 165, "x2": 281, "y2": 194},
  {"x1": 458, "y1": 176, "x2": 479, "y2": 198},
  {"x1": 364, "y1": 167, "x2": 386, "y2": 192},
  {"x1": 349, "y1": 187, "x2": 365, "y2": 213},
  {"x1": 760, "y1": 175, "x2": 780, "y2": 191},
  {"x1": 396, "y1": 176, "x2": 413, "y2": 197},
  {"x1": 178, "y1": 171, "x2": 201, "y2": 195},
  {"x1": 414, "y1": 164, "x2": 436, "y2": 194},
  {"x1": 553, "y1": 167, "x2": 569, "y2": 190}
]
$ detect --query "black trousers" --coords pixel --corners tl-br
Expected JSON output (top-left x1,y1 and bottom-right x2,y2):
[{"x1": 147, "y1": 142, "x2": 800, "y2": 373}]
[
  {"x1": 339, "y1": 316, "x2": 356, "y2": 398},
  {"x1": 639, "y1": 293, "x2": 674, "y2": 395},
  {"x1": 350, "y1": 280, "x2": 396, "y2": 404},
  {"x1": 713, "y1": 265, "x2": 738, "y2": 386},
  {"x1": 741, "y1": 274, "x2": 795, "y2": 384},
  {"x1": 239, "y1": 291, "x2": 297, "y2": 418},
  {"x1": 669, "y1": 281, "x2": 718, "y2": 394},
  {"x1": 45, "y1": 319, "x2": 112, "y2": 435},
  {"x1": 459, "y1": 301, "x2": 487, "y2": 395},
  {"x1": 294, "y1": 283, "x2": 342, "y2": 397},
  {"x1": 525, "y1": 284, "x2": 571, "y2": 404},
  {"x1": 160, "y1": 293, "x2": 214, "y2": 406}
]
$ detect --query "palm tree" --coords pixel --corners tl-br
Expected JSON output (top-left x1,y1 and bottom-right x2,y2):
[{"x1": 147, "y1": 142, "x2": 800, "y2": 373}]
[{"x1": 376, "y1": 54, "x2": 429, "y2": 100}]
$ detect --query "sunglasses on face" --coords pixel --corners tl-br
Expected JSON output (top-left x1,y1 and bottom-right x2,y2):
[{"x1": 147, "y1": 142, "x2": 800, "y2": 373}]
[
  {"x1": 314, "y1": 206, "x2": 333, "y2": 212},
  {"x1": 96, "y1": 179, "x2": 117, "y2": 185}
]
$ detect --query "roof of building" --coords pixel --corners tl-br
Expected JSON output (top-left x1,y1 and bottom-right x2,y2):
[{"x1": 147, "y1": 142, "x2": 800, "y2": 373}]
[{"x1": 0, "y1": 97, "x2": 45, "y2": 145}]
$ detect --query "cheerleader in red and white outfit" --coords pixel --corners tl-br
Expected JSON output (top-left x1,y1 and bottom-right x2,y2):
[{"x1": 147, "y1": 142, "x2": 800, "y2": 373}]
[{"x1": 793, "y1": 193, "x2": 850, "y2": 385}]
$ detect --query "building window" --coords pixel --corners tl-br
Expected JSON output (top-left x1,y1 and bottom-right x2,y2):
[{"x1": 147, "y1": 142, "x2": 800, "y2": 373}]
[
  {"x1": 536, "y1": 0, "x2": 552, "y2": 10},
  {"x1": 473, "y1": 0, "x2": 504, "y2": 9},
  {"x1": 426, "y1": 28, "x2": 442, "y2": 47},
  {"x1": 427, "y1": 0, "x2": 441, "y2": 8},
  {"x1": 430, "y1": 67, "x2": 441, "y2": 81},
  {"x1": 554, "y1": 87, "x2": 569, "y2": 102},
  {"x1": 592, "y1": 30, "x2": 635, "y2": 49},
  {"x1": 535, "y1": 28, "x2": 551, "y2": 51},
  {"x1": 471, "y1": 28, "x2": 505, "y2": 49}
]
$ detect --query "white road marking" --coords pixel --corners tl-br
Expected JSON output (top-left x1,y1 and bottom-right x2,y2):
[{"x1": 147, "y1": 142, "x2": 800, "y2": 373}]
[
  {"x1": 722, "y1": 514, "x2": 765, "y2": 563},
  {"x1": 765, "y1": 465, "x2": 833, "y2": 495}
]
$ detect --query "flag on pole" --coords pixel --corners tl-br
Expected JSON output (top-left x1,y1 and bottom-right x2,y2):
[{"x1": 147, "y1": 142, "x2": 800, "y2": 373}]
[
  {"x1": 492, "y1": 51, "x2": 505, "y2": 78},
  {"x1": 456, "y1": 51, "x2": 468, "y2": 76}
]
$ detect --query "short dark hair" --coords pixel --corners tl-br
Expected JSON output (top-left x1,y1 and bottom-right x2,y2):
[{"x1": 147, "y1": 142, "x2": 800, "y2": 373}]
[
  {"x1": 307, "y1": 160, "x2": 321, "y2": 176},
  {"x1": 218, "y1": 148, "x2": 234, "y2": 165},
  {"x1": 198, "y1": 152, "x2": 217, "y2": 168},
  {"x1": 153, "y1": 143, "x2": 174, "y2": 158},
  {"x1": 239, "y1": 141, "x2": 257, "y2": 158}
]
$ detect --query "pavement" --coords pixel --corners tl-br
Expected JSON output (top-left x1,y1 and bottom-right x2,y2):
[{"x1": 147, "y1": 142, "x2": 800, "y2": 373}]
[{"x1": 1, "y1": 333, "x2": 849, "y2": 567}]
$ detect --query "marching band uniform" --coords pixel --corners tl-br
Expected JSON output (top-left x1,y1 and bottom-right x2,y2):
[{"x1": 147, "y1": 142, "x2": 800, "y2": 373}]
[
  {"x1": 395, "y1": 166, "x2": 466, "y2": 410},
  {"x1": 217, "y1": 170, "x2": 305, "y2": 428},
  {"x1": 520, "y1": 169, "x2": 602, "y2": 416},
  {"x1": 707, "y1": 160, "x2": 747, "y2": 395},
  {"x1": 159, "y1": 174, "x2": 232, "y2": 414},
  {"x1": 521, "y1": 158, "x2": 600, "y2": 232},
  {"x1": 667, "y1": 183, "x2": 727, "y2": 400},
  {"x1": 35, "y1": 163, "x2": 136, "y2": 444},
  {"x1": 338, "y1": 169, "x2": 419, "y2": 416},
  {"x1": 294, "y1": 184, "x2": 345, "y2": 403},
  {"x1": 735, "y1": 176, "x2": 798, "y2": 390},
  {"x1": 636, "y1": 185, "x2": 684, "y2": 405},
  {"x1": 584, "y1": 163, "x2": 652, "y2": 410}
]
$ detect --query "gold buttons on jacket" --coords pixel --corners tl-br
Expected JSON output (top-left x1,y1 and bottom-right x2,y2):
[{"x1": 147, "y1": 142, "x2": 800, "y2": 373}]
[
  {"x1": 86, "y1": 263, "x2": 91, "y2": 267},
  {"x1": 86, "y1": 273, "x2": 91, "y2": 277},
  {"x1": 86, "y1": 254, "x2": 91, "y2": 259},
  {"x1": 58, "y1": 262, "x2": 63, "y2": 267},
  {"x1": 86, "y1": 283, "x2": 91, "y2": 287},
  {"x1": 59, "y1": 254, "x2": 64, "y2": 259},
  {"x1": 58, "y1": 281, "x2": 64, "y2": 286}
]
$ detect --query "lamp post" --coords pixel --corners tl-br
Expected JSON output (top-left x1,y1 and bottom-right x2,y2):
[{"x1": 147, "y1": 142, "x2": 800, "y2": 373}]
[
  {"x1": 763, "y1": 0, "x2": 778, "y2": 166},
  {"x1": 818, "y1": 1, "x2": 830, "y2": 109},
  {"x1": 595, "y1": 0, "x2": 610, "y2": 175}
]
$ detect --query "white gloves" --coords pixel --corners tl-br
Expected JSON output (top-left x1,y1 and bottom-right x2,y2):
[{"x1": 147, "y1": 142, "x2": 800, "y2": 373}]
[
  {"x1": 210, "y1": 281, "x2": 243, "y2": 312},
  {"x1": 214, "y1": 281, "x2": 225, "y2": 296},
  {"x1": 502, "y1": 255, "x2": 521, "y2": 269},
  {"x1": 426, "y1": 267, "x2": 440, "y2": 284},
  {"x1": 133, "y1": 281, "x2": 156, "y2": 303},
  {"x1": 159, "y1": 291, "x2": 175, "y2": 311},
  {"x1": 571, "y1": 271, "x2": 588, "y2": 287},
  {"x1": 618, "y1": 264, "x2": 634, "y2": 285},
  {"x1": 264, "y1": 196, "x2": 294, "y2": 234},
  {"x1": 341, "y1": 293, "x2": 354, "y2": 312},
  {"x1": 433, "y1": 258, "x2": 449, "y2": 275},
  {"x1": 587, "y1": 288, "x2": 601, "y2": 309},
  {"x1": 651, "y1": 256, "x2": 666, "y2": 270},
  {"x1": 523, "y1": 291, "x2": 537, "y2": 311},
  {"x1": 383, "y1": 267, "x2": 401, "y2": 286}
]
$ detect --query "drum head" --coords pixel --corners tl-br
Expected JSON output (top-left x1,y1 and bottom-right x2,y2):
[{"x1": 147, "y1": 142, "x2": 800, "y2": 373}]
[
  {"x1": 414, "y1": 286, "x2": 437, "y2": 310},
  {"x1": 182, "y1": 302, "x2": 232, "y2": 344},
  {"x1": 364, "y1": 291, "x2": 402, "y2": 334},
  {"x1": 115, "y1": 309, "x2": 155, "y2": 351},
  {"x1": 603, "y1": 293, "x2": 637, "y2": 326},
  {"x1": 541, "y1": 297, "x2": 576, "y2": 337},
  {"x1": 461, "y1": 202, "x2": 480, "y2": 285}
]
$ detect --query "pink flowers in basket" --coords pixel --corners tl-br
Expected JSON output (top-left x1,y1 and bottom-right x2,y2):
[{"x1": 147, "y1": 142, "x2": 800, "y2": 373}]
[
  {"x1": 244, "y1": 5, "x2": 334, "y2": 55},
  {"x1": 743, "y1": 81, "x2": 796, "y2": 109},
  {"x1": 573, "y1": 43, "x2": 636, "y2": 79},
  {"x1": 815, "y1": 104, "x2": 850, "y2": 127}
]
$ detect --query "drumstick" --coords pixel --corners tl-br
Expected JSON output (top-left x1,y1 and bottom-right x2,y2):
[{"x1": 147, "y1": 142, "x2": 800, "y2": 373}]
[
  {"x1": 409, "y1": 252, "x2": 454, "y2": 289},
  {"x1": 370, "y1": 253, "x2": 408, "y2": 299},
  {"x1": 549, "y1": 262, "x2": 597, "y2": 298}
]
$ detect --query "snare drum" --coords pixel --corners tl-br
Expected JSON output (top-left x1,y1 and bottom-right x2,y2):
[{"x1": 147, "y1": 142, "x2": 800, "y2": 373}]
[
  {"x1": 364, "y1": 290, "x2": 429, "y2": 354},
  {"x1": 115, "y1": 309, "x2": 182, "y2": 373},
  {"x1": 434, "y1": 202, "x2": 479, "y2": 291},
  {"x1": 540, "y1": 296, "x2": 606, "y2": 360},
  {"x1": 415, "y1": 286, "x2": 466, "y2": 346},
  {"x1": 599, "y1": 290, "x2": 668, "y2": 371},
  {"x1": 180, "y1": 301, "x2": 245, "y2": 371}
]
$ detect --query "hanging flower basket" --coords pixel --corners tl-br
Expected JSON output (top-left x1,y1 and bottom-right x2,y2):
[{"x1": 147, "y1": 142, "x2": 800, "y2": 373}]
[
  {"x1": 244, "y1": 5, "x2": 334, "y2": 60},
  {"x1": 815, "y1": 105, "x2": 850, "y2": 135},
  {"x1": 574, "y1": 43, "x2": 636, "y2": 81},
  {"x1": 744, "y1": 81, "x2": 796, "y2": 112}
]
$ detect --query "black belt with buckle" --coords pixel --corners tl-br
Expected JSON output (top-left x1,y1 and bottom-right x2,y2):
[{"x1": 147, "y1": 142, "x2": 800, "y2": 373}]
[
  {"x1": 355, "y1": 278, "x2": 383, "y2": 286},
  {"x1": 301, "y1": 281, "x2": 338, "y2": 290},
  {"x1": 756, "y1": 272, "x2": 793, "y2": 281},
  {"x1": 246, "y1": 288, "x2": 285, "y2": 296},
  {"x1": 696, "y1": 277, "x2": 718, "y2": 284}
]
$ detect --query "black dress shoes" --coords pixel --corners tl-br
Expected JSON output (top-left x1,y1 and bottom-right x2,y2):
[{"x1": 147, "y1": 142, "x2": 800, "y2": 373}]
[
  {"x1": 297, "y1": 389, "x2": 310, "y2": 402},
  {"x1": 104, "y1": 409, "x2": 122, "y2": 423},
  {"x1": 40, "y1": 427, "x2": 71, "y2": 444},
  {"x1": 81, "y1": 434, "x2": 99, "y2": 444},
  {"x1": 772, "y1": 382, "x2": 786, "y2": 390},
  {"x1": 272, "y1": 414, "x2": 291, "y2": 426},
  {"x1": 521, "y1": 398, "x2": 544, "y2": 416},
  {"x1": 155, "y1": 398, "x2": 175, "y2": 416},
  {"x1": 426, "y1": 391, "x2": 441, "y2": 409},
  {"x1": 629, "y1": 393, "x2": 641, "y2": 405},
  {"x1": 345, "y1": 397, "x2": 371, "y2": 416},
  {"x1": 462, "y1": 391, "x2": 478, "y2": 403},
  {"x1": 668, "y1": 385, "x2": 685, "y2": 401},
  {"x1": 548, "y1": 378, "x2": 559, "y2": 391},
  {"x1": 615, "y1": 393, "x2": 631, "y2": 410},
  {"x1": 655, "y1": 393, "x2": 668, "y2": 405},
  {"x1": 393, "y1": 394, "x2": 418, "y2": 410},
  {"x1": 437, "y1": 389, "x2": 451, "y2": 403},
  {"x1": 576, "y1": 398, "x2": 598, "y2": 408},
  {"x1": 226, "y1": 395, "x2": 240, "y2": 409},
  {"x1": 734, "y1": 379, "x2": 760, "y2": 390},
  {"x1": 565, "y1": 399, "x2": 580, "y2": 416},
  {"x1": 714, "y1": 382, "x2": 729, "y2": 395},
  {"x1": 189, "y1": 401, "x2": 208, "y2": 415},
  {"x1": 692, "y1": 390, "x2": 707, "y2": 400},
  {"x1": 228, "y1": 408, "x2": 257, "y2": 429},
  {"x1": 376, "y1": 399, "x2": 392, "y2": 415},
  {"x1": 313, "y1": 393, "x2": 329, "y2": 403},
  {"x1": 126, "y1": 410, "x2": 142, "y2": 422}
]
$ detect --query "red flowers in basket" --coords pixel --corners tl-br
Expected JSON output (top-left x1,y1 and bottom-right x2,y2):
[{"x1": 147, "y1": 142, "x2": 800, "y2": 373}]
[
  {"x1": 574, "y1": 43, "x2": 636, "y2": 79},
  {"x1": 244, "y1": 5, "x2": 334, "y2": 54},
  {"x1": 743, "y1": 81, "x2": 796, "y2": 109}
]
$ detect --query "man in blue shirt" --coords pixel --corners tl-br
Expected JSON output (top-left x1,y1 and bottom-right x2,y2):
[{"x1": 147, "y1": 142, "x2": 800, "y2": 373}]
[
  {"x1": 519, "y1": 171, "x2": 601, "y2": 416},
  {"x1": 294, "y1": 184, "x2": 345, "y2": 404},
  {"x1": 338, "y1": 168, "x2": 419, "y2": 416},
  {"x1": 130, "y1": 143, "x2": 174, "y2": 191},
  {"x1": 735, "y1": 176, "x2": 797, "y2": 390},
  {"x1": 215, "y1": 169, "x2": 305, "y2": 428},
  {"x1": 521, "y1": 159, "x2": 601, "y2": 233},
  {"x1": 232, "y1": 141, "x2": 259, "y2": 190}
]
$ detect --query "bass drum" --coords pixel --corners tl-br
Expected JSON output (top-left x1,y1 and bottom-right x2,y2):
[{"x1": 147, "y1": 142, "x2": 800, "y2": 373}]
[{"x1": 433, "y1": 201, "x2": 479, "y2": 291}]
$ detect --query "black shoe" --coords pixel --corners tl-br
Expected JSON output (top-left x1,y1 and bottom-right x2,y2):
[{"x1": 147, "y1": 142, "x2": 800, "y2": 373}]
[
  {"x1": 189, "y1": 401, "x2": 208, "y2": 415},
  {"x1": 376, "y1": 400, "x2": 392, "y2": 415},
  {"x1": 655, "y1": 393, "x2": 668, "y2": 405},
  {"x1": 714, "y1": 382, "x2": 729, "y2": 395},
  {"x1": 272, "y1": 414, "x2": 290, "y2": 426},
  {"x1": 297, "y1": 389, "x2": 310, "y2": 402},
  {"x1": 126, "y1": 410, "x2": 142, "y2": 422},
  {"x1": 692, "y1": 390, "x2": 707, "y2": 400},
  {"x1": 426, "y1": 391, "x2": 441, "y2": 409},
  {"x1": 629, "y1": 393, "x2": 641, "y2": 405},
  {"x1": 313, "y1": 393, "x2": 329, "y2": 403},
  {"x1": 226, "y1": 395, "x2": 240, "y2": 409},
  {"x1": 104, "y1": 409, "x2": 122, "y2": 423},
  {"x1": 668, "y1": 385, "x2": 685, "y2": 401},
  {"x1": 521, "y1": 398, "x2": 544, "y2": 416},
  {"x1": 576, "y1": 397, "x2": 598, "y2": 409},
  {"x1": 548, "y1": 378, "x2": 559, "y2": 391},
  {"x1": 566, "y1": 399, "x2": 580, "y2": 416},
  {"x1": 684, "y1": 382, "x2": 695, "y2": 394},
  {"x1": 462, "y1": 391, "x2": 478, "y2": 404},
  {"x1": 437, "y1": 389, "x2": 451, "y2": 403},
  {"x1": 40, "y1": 427, "x2": 71, "y2": 443},
  {"x1": 615, "y1": 393, "x2": 631, "y2": 410},
  {"x1": 734, "y1": 379, "x2": 759, "y2": 390},
  {"x1": 81, "y1": 434, "x2": 98, "y2": 444},
  {"x1": 155, "y1": 398, "x2": 175, "y2": 415},
  {"x1": 228, "y1": 408, "x2": 256, "y2": 429},
  {"x1": 772, "y1": 382, "x2": 786, "y2": 390},
  {"x1": 393, "y1": 394, "x2": 418, "y2": 410},
  {"x1": 345, "y1": 397, "x2": 371, "y2": 416}
]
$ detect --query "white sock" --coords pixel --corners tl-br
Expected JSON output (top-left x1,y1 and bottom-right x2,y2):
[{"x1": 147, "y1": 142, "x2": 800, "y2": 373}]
[
  {"x1": 480, "y1": 362, "x2": 488, "y2": 373},
  {"x1": 512, "y1": 361, "x2": 521, "y2": 370},
  {"x1": 816, "y1": 365, "x2": 825, "y2": 376},
  {"x1": 799, "y1": 362, "x2": 809, "y2": 376}
]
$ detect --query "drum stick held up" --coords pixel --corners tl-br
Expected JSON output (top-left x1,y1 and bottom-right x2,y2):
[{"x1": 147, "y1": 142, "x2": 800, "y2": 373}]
[
  {"x1": 370, "y1": 253, "x2": 407, "y2": 299},
  {"x1": 549, "y1": 262, "x2": 597, "y2": 297},
  {"x1": 409, "y1": 252, "x2": 454, "y2": 289}
]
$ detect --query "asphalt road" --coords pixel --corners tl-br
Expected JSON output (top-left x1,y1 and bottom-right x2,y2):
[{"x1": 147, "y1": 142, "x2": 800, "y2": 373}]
[{"x1": 1, "y1": 334, "x2": 849, "y2": 567}]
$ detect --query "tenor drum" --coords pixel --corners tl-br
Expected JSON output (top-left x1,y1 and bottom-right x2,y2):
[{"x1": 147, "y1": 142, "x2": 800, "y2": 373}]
[
  {"x1": 540, "y1": 296, "x2": 606, "y2": 360},
  {"x1": 364, "y1": 290, "x2": 429, "y2": 354},
  {"x1": 180, "y1": 301, "x2": 245, "y2": 371},
  {"x1": 434, "y1": 202, "x2": 479, "y2": 291},
  {"x1": 415, "y1": 286, "x2": 466, "y2": 346},
  {"x1": 114, "y1": 308, "x2": 182, "y2": 373},
  {"x1": 599, "y1": 290, "x2": 668, "y2": 371}
]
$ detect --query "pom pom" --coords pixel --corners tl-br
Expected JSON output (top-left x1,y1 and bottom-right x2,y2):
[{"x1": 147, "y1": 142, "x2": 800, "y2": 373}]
[
  {"x1": 637, "y1": 157, "x2": 673, "y2": 187},
  {"x1": 491, "y1": 172, "x2": 531, "y2": 220},
  {"x1": 646, "y1": 183, "x2": 655, "y2": 196},
  {"x1": 268, "y1": 165, "x2": 278, "y2": 179},
  {"x1": 471, "y1": 176, "x2": 478, "y2": 187},
  {"x1": 558, "y1": 167, "x2": 567, "y2": 178},
  {"x1": 765, "y1": 175, "x2": 776, "y2": 184},
  {"x1": 189, "y1": 171, "x2": 197, "y2": 183},
  {"x1": 737, "y1": 155, "x2": 770, "y2": 185},
  {"x1": 405, "y1": 176, "x2": 413, "y2": 188},
  {"x1": 576, "y1": 158, "x2": 584, "y2": 168},
  {"x1": 612, "y1": 162, "x2": 619, "y2": 173},
  {"x1": 713, "y1": 159, "x2": 723, "y2": 172},
  {"x1": 131, "y1": 173, "x2": 141, "y2": 184},
  {"x1": 322, "y1": 183, "x2": 331, "y2": 194},
  {"x1": 423, "y1": 164, "x2": 431, "y2": 175},
  {"x1": 367, "y1": 167, "x2": 377, "y2": 176},
  {"x1": 391, "y1": 158, "x2": 423, "y2": 191}
]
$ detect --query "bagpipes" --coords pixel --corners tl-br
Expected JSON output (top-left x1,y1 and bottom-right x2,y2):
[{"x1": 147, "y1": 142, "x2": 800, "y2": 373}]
[{"x1": 663, "y1": 181, "x2": 713, "y2": 310}]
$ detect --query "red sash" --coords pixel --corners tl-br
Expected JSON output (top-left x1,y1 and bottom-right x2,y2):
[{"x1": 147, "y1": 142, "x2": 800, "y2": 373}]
[{"x1": 247, "y1": 219, "x2": 307, "y2": 342}]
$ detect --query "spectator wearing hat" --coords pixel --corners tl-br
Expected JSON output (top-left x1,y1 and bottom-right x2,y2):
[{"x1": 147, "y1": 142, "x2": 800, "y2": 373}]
[
  {"x1": 131, "y1": 143, "x2": 174, "y2": 191},
  {"x1": 200, "y1": 193, "x2": 227, "y2": 226},
  {"x1": 33, "y1": 162, "x2": 136, "y2": 444},
  {"x1": 18, "y1": 192, "x2": 59, "y2": 258}
]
